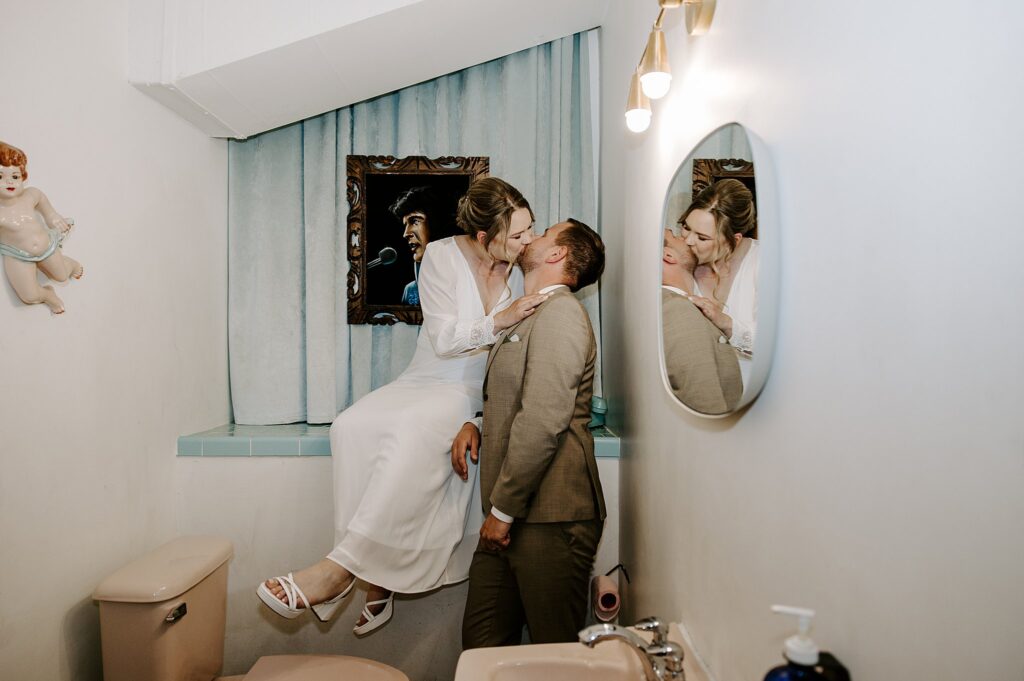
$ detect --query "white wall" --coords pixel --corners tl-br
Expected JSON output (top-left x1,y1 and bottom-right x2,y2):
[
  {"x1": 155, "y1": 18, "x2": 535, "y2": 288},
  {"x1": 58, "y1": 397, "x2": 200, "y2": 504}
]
[
  {"x1": 600, "y1": 2, "x2": 1024, "y2": 680},
  {"x1": 0, "y1": 2, "x2": 229, "y2": 679}
]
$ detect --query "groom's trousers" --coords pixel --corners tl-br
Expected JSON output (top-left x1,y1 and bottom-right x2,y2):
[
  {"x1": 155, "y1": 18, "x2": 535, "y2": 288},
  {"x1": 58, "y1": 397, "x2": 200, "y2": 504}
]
[{"x1": 462, "y1": 518, "x2": 602, "y2": 647}]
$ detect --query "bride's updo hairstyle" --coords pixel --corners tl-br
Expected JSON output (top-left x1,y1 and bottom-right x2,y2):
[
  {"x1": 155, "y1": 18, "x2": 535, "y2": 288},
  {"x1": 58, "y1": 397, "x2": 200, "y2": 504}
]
[
  {"x1": 456, "y1": 177, "x2": 534, "y2": 250},
  {"x1": 679, "y1": 178, "x2": 756, "y2": 271}
]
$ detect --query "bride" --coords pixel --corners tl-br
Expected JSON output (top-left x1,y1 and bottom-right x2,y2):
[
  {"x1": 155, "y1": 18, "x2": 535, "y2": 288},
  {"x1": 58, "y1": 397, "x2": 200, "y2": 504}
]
[
  {"x1": 257, "y1": 177, "x2": 549, "y2": 635},
  {"x1": 677, "y1": 178, "x2": 759, "y2": 387}
]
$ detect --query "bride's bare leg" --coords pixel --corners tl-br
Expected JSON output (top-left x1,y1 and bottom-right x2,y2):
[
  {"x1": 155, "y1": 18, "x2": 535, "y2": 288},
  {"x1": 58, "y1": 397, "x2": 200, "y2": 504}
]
[
  {"x1": 265, "y1": 558, "x2": 355, "y2": 607},
  {"x1": 355, "y1": 583, "x2": 393, "y2": 626}
]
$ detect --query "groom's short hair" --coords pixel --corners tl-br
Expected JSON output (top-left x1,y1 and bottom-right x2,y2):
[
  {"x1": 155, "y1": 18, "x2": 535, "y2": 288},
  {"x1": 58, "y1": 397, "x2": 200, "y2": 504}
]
[{"x1": 556, "y1": 219, "x2": 605, "y2": 292}]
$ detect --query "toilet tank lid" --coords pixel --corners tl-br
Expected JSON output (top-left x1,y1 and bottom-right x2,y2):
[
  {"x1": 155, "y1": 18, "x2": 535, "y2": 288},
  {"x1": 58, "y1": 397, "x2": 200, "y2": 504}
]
[{"x1": 93, "y1": 536, "x2": 234, "y2": 603}]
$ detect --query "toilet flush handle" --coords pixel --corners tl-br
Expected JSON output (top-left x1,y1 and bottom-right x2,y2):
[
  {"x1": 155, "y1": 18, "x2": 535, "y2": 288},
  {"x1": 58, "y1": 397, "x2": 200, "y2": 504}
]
[{"x1": 165, "y1": 602, "x2": 188, "y2": 623}]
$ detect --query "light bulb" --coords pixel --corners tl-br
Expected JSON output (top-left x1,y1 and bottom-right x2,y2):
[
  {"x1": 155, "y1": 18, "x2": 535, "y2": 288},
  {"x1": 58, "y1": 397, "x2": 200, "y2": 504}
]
[
  {"x1": 640, "y1": 71, "x2": 672, "y2": 99},
  {"x1": 625, "y1": 109, "x2": 652, "y2": 133},
  {"x1": 638, "y1": 27, "x2": 671, "y2": 100},
  {"x1": 625, "y1": 71, "x2": 652, "y2": 133}
]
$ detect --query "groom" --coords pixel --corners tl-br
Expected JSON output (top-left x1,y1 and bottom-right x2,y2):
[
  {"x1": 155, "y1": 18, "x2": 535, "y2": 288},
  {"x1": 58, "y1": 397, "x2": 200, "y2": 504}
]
[{"x1": 451, "y1": 218, "x2": 606, "y2": 647}]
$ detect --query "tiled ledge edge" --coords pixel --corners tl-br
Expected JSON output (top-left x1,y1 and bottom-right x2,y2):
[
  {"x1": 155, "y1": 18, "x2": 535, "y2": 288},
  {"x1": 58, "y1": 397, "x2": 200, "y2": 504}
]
[{"x1": 178, "y1": 424, "x2": 620, "y2": 458}]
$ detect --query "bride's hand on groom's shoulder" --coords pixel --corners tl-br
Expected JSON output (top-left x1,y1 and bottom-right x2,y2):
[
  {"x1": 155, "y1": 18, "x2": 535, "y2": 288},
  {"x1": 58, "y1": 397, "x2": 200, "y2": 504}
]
[
  {"x1": 451, "y1": 422, "x2": 481, "y2": 480},
  {"x1": 493, "y1": 293, "x2": 550, "y2": 331}
]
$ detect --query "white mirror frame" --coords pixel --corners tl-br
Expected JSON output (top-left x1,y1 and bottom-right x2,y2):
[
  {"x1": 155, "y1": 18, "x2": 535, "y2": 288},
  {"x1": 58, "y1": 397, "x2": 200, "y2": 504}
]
[{"x1": 656, "y1": 122, "x2": 780, "y2": 418}]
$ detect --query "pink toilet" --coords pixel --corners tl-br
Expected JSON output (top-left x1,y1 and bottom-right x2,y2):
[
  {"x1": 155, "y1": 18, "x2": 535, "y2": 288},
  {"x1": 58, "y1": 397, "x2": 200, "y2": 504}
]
[{"x1": 93, "y1": 536, "x2": 408, "y2": 681}]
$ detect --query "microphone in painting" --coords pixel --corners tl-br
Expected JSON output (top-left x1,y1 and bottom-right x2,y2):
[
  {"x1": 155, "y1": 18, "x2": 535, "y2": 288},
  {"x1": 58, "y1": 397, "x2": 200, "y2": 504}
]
[{"x1": 367, "y1": 246, "x2": 398, "y2": 270}]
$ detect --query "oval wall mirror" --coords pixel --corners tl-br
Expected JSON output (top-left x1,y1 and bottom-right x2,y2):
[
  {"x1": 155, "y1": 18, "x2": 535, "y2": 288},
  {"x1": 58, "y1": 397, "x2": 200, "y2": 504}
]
[{"x1": 658, "y1": 122, "x2": 778, "y2": 417}]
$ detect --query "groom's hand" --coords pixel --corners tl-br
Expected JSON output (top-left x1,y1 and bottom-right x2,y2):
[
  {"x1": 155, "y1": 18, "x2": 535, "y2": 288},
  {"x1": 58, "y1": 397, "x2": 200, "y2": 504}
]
[
  {"x1": 451, "y1": 421, "x2": 480, "y2": 481},
  {"x1": 480, "y1": 514, "x2": 512, "y2": 551}
]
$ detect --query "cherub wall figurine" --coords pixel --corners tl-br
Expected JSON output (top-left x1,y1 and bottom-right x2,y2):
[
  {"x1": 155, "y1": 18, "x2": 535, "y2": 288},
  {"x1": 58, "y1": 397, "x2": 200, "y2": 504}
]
[{"x1": 0, "y1": 142, "x2": 82, "y2": 314}]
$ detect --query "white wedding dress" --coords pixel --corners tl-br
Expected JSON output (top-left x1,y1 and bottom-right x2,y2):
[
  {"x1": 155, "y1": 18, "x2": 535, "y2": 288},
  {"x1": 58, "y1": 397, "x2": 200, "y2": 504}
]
[{"x1": 327, "y1": 237, "x2": 524, "y2": 593}]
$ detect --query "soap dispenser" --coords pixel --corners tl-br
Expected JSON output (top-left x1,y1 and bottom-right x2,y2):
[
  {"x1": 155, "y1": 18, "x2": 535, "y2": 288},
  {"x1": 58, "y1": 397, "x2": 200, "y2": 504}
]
[{"x1": 765, "y1": 605, "x2": 850, "y2": 681}]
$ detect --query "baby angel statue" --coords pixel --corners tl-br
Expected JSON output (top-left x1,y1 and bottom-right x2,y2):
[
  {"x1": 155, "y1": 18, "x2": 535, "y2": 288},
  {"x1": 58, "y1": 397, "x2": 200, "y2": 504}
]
[{"x1": 0, "y1": 141, "x2": 82, "y2": 314}]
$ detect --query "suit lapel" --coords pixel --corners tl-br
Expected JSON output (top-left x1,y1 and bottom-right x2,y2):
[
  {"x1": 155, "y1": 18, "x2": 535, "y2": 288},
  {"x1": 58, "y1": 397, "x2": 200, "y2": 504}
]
[
  {"x1": 483, "y1": 332, "x2": 505, "y2": 382},
  {"x1": 484, "y1": 316, "x2": 530, "y2": 380}
]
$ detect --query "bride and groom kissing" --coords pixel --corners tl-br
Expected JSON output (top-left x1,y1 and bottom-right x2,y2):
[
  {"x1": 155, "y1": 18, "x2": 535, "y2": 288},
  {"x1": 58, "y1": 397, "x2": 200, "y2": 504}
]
[{"x1": 259, "y1": 177, "x2": 606, "y2": 648}]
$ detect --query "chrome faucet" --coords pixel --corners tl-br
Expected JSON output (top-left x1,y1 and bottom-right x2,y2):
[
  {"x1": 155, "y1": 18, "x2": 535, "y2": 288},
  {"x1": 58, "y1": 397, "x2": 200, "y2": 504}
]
[{"x1": 579, "y1": 617, "x2": 685, "y2": 681}]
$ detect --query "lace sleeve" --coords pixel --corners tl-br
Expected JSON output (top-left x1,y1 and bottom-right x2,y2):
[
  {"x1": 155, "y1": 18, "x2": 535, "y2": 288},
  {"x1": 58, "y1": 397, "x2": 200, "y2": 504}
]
[
  {"x1": 728, "y1": 318, "x2": 755, "y2": 356},
  {"x1": 419, "y1": 242, "x2": 500, "y2": 356},
  {"x1": 451, "y1": 315, "x2": 498, "y2": 352}
]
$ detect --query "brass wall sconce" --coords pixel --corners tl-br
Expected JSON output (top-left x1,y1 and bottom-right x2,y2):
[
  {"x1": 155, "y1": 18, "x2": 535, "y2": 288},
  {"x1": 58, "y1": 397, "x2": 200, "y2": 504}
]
[{"x1": 625, "y1": 0, "x2": 716, "y2": 133}]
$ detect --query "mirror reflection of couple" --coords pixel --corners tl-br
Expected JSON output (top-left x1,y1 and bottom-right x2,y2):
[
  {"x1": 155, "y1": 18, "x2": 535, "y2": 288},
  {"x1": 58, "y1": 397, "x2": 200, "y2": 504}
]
[
  {"x1": 662, "y1": 178, "x2": 757, "y2": 414},
  {"x1": 258, "y1": 177, "x2": 607, "y2": 647}
]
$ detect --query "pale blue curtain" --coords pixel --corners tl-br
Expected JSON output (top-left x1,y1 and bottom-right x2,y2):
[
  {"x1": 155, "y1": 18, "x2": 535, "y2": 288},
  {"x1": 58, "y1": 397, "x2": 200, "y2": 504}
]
[{"x1": 228, "y1": 31, "x2": 600, "y2": 424}]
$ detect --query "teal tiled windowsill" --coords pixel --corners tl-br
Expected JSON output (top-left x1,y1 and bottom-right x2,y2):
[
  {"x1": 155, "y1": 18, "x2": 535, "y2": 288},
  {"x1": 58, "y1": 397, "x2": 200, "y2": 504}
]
[
  {"x1": 178, "y1": 423, "x2": 332, "y2": 457},
  {"x1": 178, "y1": 424, "x2": 620, "y2": 458},
  {"x1": 592, "y1": 427, "x2": 620, "y2": 458}
]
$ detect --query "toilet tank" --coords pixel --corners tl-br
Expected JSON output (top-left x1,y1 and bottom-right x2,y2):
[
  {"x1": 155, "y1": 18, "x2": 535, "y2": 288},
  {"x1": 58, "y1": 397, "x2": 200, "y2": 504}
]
[{"x1": 93, "y1": 536, "x2": 234, "y2": 681}]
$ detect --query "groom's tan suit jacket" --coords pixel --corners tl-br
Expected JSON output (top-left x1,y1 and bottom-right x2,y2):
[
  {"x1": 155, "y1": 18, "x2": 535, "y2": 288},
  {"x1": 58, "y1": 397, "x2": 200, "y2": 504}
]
[
  {"x1": 479, "y1": 288, "x2": 605, "y2": 524},
  {"x1": 661, "y1": 287, "x2": 743, "y2": 414}
]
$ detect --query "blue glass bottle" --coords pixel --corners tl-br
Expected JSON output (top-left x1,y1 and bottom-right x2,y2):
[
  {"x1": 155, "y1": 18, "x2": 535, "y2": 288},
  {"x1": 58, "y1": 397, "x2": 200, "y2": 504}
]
[{"x1": 766, "y1": 652, "x2": 849, "y2": 681}]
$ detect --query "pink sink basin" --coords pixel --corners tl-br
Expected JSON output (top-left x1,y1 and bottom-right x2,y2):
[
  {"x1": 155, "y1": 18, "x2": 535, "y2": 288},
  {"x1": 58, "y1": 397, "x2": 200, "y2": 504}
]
[{"x1": 455, "y1": 639, "x2": 645, "y2": 681}]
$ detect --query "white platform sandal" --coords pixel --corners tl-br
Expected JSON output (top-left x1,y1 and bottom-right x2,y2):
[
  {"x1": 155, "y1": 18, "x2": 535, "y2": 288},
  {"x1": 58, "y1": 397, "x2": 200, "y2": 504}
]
[
  {"x1": 256, "y1": 573, "x2": 355, "y2": 622},
  {"x1": 352, "y1": 592, "x2": 394, "y2": 636},
  {"x1": 257, "y1": 573, "x2": 310, "y2": 620}
]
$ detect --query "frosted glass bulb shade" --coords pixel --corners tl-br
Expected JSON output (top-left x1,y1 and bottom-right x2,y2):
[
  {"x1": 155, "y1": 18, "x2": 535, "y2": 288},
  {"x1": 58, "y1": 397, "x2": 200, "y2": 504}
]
[
  {"x1": 625, "y1": 109, "x2": 652, "y2": 133},
  {"x1": 639, "y1": 28, "x2": 671, "y2": 99},
  {"x1": 640, "y1": 71, "x2": 672, "y2": 99},
  {"x1": 625, "y1": 70, "x2": 651, "y2": 133}
]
